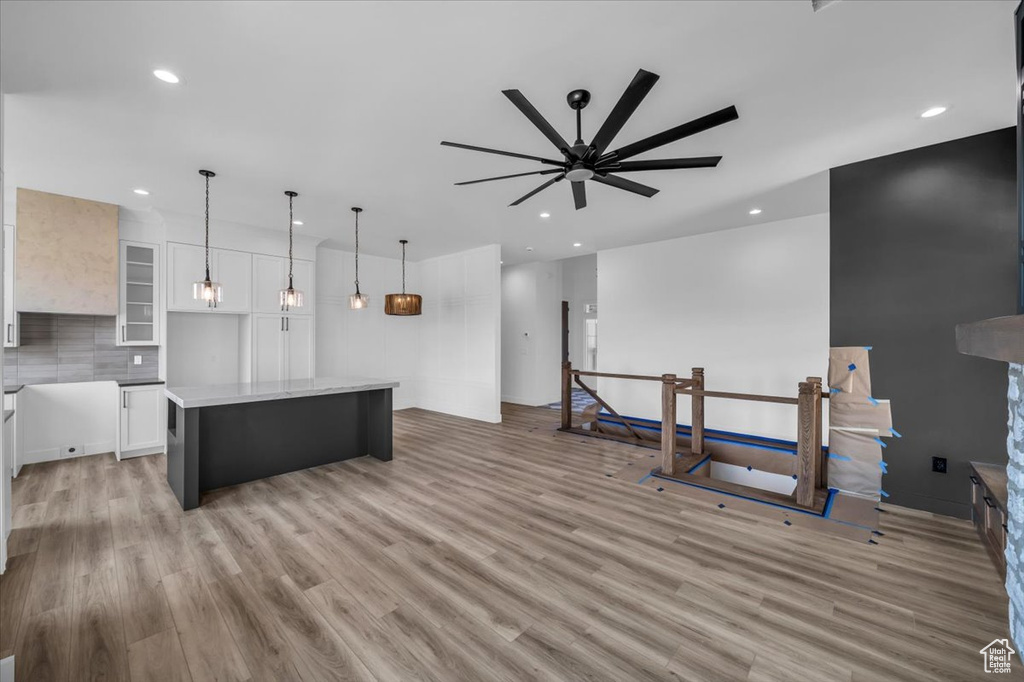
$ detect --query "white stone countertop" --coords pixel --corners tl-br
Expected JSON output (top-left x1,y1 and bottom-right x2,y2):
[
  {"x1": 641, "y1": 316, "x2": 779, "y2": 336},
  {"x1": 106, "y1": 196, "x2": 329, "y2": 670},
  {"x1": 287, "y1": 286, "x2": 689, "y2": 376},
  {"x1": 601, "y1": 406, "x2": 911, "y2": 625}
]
[{"x1": 165, "y1": 377, "x2": 399, "y2": 409}]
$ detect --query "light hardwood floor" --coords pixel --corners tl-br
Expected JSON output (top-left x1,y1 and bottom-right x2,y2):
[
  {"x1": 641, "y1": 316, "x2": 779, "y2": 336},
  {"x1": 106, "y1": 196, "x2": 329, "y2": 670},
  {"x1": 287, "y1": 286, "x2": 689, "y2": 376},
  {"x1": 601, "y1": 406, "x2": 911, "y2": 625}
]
[{"x1": 0, "y1": 403, "x2": 1016, "y2": 681}]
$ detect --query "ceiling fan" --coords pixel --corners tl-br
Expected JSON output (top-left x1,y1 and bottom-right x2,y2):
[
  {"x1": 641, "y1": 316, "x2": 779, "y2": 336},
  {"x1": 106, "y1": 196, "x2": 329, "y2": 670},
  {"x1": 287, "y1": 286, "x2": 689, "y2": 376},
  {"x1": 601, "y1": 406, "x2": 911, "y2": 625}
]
[{"x1": 441, "y1": 68, "x2": 738, "y2": 210}]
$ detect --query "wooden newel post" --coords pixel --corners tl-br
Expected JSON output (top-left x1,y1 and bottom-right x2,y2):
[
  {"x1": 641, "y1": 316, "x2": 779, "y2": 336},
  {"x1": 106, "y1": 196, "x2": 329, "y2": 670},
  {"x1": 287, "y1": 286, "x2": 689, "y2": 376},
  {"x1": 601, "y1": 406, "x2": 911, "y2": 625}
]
[
  {"x1": 690, "y1": 367, "x2": 705, "y2": 456},
  {"x1": 795, "y1": 379, "x2": 817, "y2": 508},
  {"x1": 808, "y1": 377, "x2": 825, "y2": 490},
  {"x1": 661, "y1": 374, "x2": 677, "y2": 476},
  {"x1": 560, "y1": 361, "x2": 573, "y2": 431}
]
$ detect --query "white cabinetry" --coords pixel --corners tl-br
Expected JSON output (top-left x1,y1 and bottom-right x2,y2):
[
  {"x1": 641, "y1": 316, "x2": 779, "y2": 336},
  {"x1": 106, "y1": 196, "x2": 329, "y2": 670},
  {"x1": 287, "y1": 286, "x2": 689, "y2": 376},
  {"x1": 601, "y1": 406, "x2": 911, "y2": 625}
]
[
  {"x1": 252, "y1": 254, "x2": 314, "y2": 314},
  {"x1": 117, "y1": 384, "x2": 165, "y2": 459},
  {"x1": 4, "y1": 224, "x2": 17, "y2": 347},
  {"x1": 166, "y1": 242, "x2": 252, "y2": 313},
  {"x1": 252, "y1": 314, "x2": 313, "y2": 383},
  {"x1": 118, "y1": 240, "x2": 159, "y2": 346}
]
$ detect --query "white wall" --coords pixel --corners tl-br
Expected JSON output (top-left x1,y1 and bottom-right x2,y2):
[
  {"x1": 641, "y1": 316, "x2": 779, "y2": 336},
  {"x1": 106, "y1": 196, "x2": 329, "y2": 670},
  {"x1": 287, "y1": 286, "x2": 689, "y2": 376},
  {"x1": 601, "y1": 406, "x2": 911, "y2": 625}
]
[
  {"x1": 316, "y1": 248, "x2": 420, "y2": 410},
  {"x1": 418, "y1": 244, "x2": 501, "y2": 423},
  {"x1": 317, "y1": 243, "x2": 502, "y2": 422},
  {"x1": 501, "y1": 260, "x2": 563, "y2": 406},
  {"x1": 20, "y1": 382, "x2": 118, "y2": 464},
  {"x1": 598, "y1": 213, "x2": 829, "y2": 442}
]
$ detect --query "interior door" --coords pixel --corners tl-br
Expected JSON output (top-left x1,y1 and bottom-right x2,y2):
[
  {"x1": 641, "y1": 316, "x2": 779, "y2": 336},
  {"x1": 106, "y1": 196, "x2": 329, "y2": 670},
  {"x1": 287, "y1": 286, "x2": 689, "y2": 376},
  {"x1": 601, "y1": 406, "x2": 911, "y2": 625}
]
[
  {"x1": 285, "y1": 316, "x2": 313, "y2": 381},
  {"x1": 214, "y1": 249, "x2": 252, "y2": 313},
  {"x1": 253, "y1": 314, "x2": 285, "y2": 383},
  {"x1": 167, "y1": 242, "x2": 210, "y2": 311},
  {"x1": 252, "y1": 254, "x2": 285, "y2": 314}
]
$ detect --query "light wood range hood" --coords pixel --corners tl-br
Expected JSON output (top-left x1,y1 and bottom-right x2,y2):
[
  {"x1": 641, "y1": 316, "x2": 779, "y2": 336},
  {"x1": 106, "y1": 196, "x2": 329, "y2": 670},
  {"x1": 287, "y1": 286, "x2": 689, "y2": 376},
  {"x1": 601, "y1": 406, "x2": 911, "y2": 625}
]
[{"x1": 15, "y1": 187, "x2": 118, "y2": 316}]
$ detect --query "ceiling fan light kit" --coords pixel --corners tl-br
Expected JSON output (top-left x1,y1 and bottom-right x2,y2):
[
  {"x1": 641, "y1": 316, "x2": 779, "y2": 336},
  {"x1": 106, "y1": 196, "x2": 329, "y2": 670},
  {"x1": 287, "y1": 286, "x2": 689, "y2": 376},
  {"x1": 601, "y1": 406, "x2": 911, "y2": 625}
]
[
  {"x1": 384, "y1": 239, "x2": 422, "y2": 316},
  {"x1": 441, "y1": 68, "x2": 738, "y2": 210}
]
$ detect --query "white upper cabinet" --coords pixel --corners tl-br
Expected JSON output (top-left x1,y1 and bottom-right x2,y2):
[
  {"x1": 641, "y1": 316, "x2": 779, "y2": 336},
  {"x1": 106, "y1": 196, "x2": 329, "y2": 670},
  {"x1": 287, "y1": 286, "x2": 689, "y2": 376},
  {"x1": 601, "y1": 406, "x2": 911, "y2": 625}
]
[
  {"x1": 166, "y1": 242, "x2": 252, "y2": 313},
  {"x1": 118, "y1": 240, "x2": 159, "y2": 346},
  {"x1": 252, "y1": 254, "x2": 314, "y2": 315},
  {"x1": 214, "y1": 249, "x2": 252, "y2": 313},
  {"x1": 4, "y1": 224, "x2": 17, "y2": 348}
]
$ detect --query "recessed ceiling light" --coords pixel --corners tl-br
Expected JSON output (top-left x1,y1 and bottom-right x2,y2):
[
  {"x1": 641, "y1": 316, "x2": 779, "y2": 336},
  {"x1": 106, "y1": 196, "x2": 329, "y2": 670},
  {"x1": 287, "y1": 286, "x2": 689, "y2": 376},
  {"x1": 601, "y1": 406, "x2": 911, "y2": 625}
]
[
  {"x1": 573, "y1": 242, "x2": 582, "y2": 248},
  {"x1": 153, "y1": 69, "x2": 180, "y2": 84},
  {"x1": 133, "y1": 188, "x2": 150, "y2": 196},
  {"x1": 920, "y1": 106, "x2": 947, "y2": 118},
  {"x1": 292, "y1": 220, "x2": 303, "y2": 226},
  {"x1": 526, "y1": 246, "x2": 534, "y2": 252},
  {"x1": 749, "y1": 208, "x2": 762, "y2": 215},
  {"x1": 539, "y1": 212, "x2": 550, "y2": 218}
]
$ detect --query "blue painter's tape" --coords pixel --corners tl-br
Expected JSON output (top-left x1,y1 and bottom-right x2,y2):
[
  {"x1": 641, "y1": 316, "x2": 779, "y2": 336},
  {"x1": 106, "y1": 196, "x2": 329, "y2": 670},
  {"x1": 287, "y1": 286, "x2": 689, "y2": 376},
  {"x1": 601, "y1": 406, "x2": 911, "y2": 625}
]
[
  {"x1": 792, "y1": 474, "x2": 798, "y2": 480},
  {"x1": 822, "y1": 489, "x2": 837, "y2": 518},
  {"x1": 717, "y1": 503, "x2": 726, "y2": 509},
  {"x1": 879, "y1": 460, "x2": 888, "y2": 473},
  {"x1": 746, "y1": 465, "x2": 752, "y2": 472},
  {"x1": 868, "y1": 539, "x2": 879, "y2": 545},
  {"x1": 879, "y1": 489, "x2": 890, "y2": 498},
  {"x1": 656, "y1": 487, "x2": 664, "y2": 492},
  {"x1": 783, "y1": 520, "x2": 792, "y2": 526},
  {"x1": 890, "y1": 428, "x2": 902, "y2": 438},
  {"x1": 864, "y1": 346, "x2": 873, "y2": 351},
  {"x1": 867, "y1": 396, "x2": 879, "y2": 406},
  {"x1": 872, "y1": 530, "x2": 885, "y2": 536},
  {"x1": 687, "y1": 455, "x2": 712, "y2": 474},
  {"x1": 637, "y1": 473, "x2": 653, "y2": 486},
  {"x1": 830, "y1": 387, "x2": 841, "y2": 394},
  {"x1": 874, "y1": 437, "x2": 887, "y2": 448},
  {"x1": 828, "y1": 453, "x2": 852, "y2": 462},
  {"x1": 848, "y1": 363, "x2": 857, "y2": 371}
]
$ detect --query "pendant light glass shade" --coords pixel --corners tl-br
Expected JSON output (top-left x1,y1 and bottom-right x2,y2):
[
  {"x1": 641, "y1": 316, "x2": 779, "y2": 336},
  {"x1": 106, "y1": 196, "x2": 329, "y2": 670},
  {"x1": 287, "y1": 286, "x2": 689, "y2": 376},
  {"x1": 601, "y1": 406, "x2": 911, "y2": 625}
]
[
  {"x1": 193, "y1": 170, "x2": 223, "y2": 307},
  {"x1": 349, "y1": 207, "x2": 367, "y2": 310},
  {"x1": 280, "y1": 190, "x2": 304, "y2": 310},
  {"x1": 384, "y1": 239, "x2": 422, "y2": 316}
]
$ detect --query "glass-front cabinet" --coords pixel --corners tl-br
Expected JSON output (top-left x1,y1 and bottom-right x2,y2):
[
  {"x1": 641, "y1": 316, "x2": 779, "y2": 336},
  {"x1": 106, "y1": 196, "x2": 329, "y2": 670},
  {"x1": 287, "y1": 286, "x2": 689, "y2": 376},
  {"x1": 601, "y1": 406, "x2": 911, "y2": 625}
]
[{"x1": 118, "y1": 240, "x2": 160, "y2": 346}]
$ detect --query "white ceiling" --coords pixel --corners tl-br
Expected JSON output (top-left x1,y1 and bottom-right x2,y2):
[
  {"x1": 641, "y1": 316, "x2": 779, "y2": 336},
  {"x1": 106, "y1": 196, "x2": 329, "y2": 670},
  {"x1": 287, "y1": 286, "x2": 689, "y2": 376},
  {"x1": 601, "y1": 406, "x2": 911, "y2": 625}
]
[{"x1": 0, "y1": 0, "x2": 1015, "y2": 264}]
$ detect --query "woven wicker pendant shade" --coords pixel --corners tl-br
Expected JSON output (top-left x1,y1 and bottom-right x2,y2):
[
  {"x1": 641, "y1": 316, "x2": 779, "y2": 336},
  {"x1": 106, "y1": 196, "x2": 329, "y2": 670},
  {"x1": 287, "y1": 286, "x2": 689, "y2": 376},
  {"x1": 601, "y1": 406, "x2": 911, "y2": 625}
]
[{"x1": 384, "y1": 239, "x2": 422, "y2": 316}]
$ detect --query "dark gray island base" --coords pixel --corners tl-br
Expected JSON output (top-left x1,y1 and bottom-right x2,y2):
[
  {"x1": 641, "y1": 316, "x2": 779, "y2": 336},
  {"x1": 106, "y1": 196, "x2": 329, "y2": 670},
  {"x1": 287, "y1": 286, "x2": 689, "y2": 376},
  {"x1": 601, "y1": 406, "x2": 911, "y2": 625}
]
[{"x1": 165, "y1": 378, "x2": 397, "y2": 510}]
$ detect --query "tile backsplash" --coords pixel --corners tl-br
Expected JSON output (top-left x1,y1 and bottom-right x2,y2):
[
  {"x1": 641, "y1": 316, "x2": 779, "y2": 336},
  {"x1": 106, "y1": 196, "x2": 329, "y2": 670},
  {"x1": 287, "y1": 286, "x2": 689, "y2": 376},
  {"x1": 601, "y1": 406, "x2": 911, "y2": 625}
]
[{"x1": 4, "y1": 313, "x2": 159, "y2": 385}]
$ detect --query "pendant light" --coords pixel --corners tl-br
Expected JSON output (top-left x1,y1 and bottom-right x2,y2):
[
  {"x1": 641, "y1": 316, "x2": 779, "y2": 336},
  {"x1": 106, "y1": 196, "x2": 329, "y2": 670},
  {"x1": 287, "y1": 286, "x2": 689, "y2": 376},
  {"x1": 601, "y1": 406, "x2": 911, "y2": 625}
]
[
  {"x1": 349, "y1": 207, "x2": 367, "y2": 310},
  {"x1": 279, "y1": 190, "x2": 304, "y2": 310},
  {"x1": 384, "y1": 239, "x2": 422, "y2": 316},
  {"x1": 192, "y1": 169, "x2": 222, "y2": 307}
]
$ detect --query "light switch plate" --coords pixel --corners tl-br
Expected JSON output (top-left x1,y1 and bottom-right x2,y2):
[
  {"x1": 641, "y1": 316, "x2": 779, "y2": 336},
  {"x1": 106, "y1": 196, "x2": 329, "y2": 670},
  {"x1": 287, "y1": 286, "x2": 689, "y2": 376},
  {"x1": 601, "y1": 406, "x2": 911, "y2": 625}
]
[{"x1": 133, "y1": 355, "x2": 142, "y2": 365}]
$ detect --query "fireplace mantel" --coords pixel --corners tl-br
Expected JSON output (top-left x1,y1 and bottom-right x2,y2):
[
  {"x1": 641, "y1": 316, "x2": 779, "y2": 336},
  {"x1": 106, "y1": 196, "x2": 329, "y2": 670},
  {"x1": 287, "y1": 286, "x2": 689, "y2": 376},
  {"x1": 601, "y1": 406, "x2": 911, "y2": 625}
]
[{"x1": 956, "y1": 315, "x2": 1024, "y2": 364}]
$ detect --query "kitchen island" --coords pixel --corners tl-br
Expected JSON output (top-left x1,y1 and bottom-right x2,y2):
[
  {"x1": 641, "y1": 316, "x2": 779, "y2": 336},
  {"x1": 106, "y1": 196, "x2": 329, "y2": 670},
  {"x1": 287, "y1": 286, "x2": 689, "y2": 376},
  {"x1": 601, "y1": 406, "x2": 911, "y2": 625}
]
[{"x1": 165, "y1": 377, "x2": 397, "y2": 510}]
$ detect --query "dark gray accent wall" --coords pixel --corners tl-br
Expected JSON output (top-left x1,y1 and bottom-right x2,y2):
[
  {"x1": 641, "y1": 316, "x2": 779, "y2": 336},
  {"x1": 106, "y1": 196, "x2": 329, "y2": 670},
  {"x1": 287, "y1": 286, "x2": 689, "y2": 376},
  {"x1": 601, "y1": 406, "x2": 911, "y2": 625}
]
[
  {"x1": 830, "y1": 127, "x2": 1017, "y2": 518},
  {"x1": 4, "y1": 313, "x2": 159, "y2": 385}
]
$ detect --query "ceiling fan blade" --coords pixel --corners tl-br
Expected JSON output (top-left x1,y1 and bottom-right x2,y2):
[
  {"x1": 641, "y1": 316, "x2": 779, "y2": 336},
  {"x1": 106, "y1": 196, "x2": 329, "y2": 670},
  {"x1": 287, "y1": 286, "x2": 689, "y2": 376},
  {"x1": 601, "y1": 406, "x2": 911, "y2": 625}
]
[
  {"x1": 509, "y1": 174, "x2": 564, "y2": 206},
  {"x1": 600, "y1": 105, "x2": 739, "y2": 163},
  {"x1": 455, "y1": 168, "x2": 563, "y2": 186},
  {"x1": 502, "y1": 89, "x2": 572, "y2": 155},
  {"x1": 441, "y1": 141, "x2": 563, "y2": 166},
  {"x1": 591, "y1": 173, "x2": 659, "y2": 198},
  {"x1": 571, "y1": 181, "x2": 587, "y2": 210},
  {"x1": 586, "y1": 69, "x2": 660, "y2": 160},
  {"x1": 601, "y1": 156, "x2": 722, "y2": 172}
]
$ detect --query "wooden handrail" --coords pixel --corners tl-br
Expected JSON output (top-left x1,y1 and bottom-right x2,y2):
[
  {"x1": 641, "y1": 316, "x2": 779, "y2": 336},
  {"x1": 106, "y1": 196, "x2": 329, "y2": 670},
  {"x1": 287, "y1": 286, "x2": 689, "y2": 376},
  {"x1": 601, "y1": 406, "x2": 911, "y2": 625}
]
[
  {"x1": 572, "y1": 369, "x2": 695, "y2": 385},
  {"x1": 676, "y1": 387, "x2": 800, "y2": 406}
]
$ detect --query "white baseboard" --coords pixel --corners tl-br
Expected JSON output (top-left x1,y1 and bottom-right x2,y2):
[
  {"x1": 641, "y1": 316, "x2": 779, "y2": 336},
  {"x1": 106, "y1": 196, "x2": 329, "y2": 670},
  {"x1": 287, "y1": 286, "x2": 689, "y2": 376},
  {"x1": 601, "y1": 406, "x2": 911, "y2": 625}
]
[{"x1": 23, "y1": 440, "x2": 116, "y2": 466}]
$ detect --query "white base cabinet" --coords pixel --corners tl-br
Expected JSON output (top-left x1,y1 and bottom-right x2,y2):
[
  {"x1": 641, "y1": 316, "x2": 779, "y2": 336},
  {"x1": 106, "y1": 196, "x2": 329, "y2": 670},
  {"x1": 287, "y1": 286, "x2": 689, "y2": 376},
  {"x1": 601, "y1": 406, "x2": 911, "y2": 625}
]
[
  {"x1": 252, "y1": 314, "x2": 313, "y2": 384},
  {"x1": 117, "y1": 384, "x2": 165, "y2": 460}
]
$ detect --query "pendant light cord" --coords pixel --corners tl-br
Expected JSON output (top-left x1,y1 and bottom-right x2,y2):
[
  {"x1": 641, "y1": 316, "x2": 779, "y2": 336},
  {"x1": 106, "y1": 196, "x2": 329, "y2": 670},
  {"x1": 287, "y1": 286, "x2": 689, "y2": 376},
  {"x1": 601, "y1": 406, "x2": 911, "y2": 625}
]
[
  {"x1": 204, "y1": 173, "x2": 211, "y2": 280},
  {"x1": 402, "y1": 241, "x2": 407, "y2": 294},
  {"x1": 354, "y1": 211, "x2": 360, "y2": 294},
  {"x1": 287, "y1": 193, "x2": 294, "y2": 287}
]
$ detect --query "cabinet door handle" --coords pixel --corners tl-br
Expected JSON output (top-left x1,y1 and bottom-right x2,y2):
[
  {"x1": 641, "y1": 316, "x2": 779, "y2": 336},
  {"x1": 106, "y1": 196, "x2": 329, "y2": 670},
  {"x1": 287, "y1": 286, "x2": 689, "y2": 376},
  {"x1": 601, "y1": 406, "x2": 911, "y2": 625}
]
[
  {"x1": 122, "y1": 325, "x2": 126, "y2": 343},
  {"x1": 6, "y1": 323, "x2": 11, "y2": 343},
  {"x1": 286, "y1": 317, "x2": 290, "y2": 332},
  {"x1": 970, "y1": 475, "x2": 980, "y2": 485},
  {"x1": 280, "y1": 317, "x2": 285, "y2": 332},
  {"x1": 123, "y1": 391, "x2": 128, "y2": 409},
  {"x1": 984, "y1": 496, "x2": 996, "y2": 509}
]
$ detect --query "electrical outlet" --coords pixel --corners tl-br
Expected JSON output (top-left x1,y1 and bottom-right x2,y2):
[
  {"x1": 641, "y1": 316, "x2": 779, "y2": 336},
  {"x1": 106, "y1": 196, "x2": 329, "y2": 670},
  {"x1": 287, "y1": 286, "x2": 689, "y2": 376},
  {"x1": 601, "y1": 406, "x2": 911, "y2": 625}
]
[
  {"x1": 133, "y1": 355, "x2": 143, "y2": 365},
  {"x1": 932, "y1": 456, "x2": 947, "y2": 474},
  {"x1": 61, "y1": 445, "x2": 82, "y2": 459}
]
